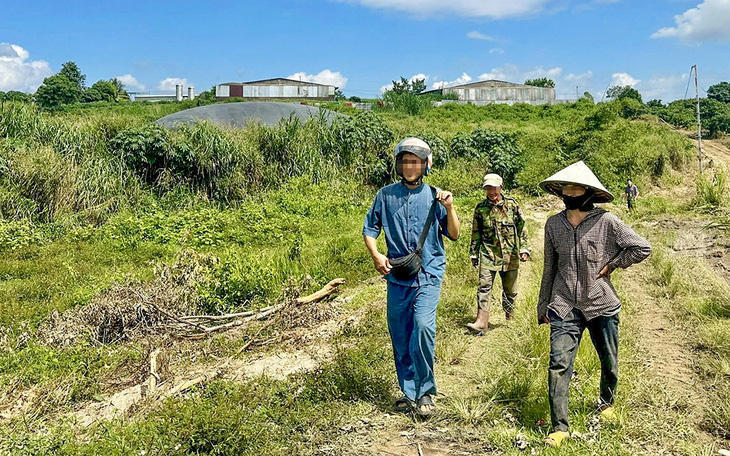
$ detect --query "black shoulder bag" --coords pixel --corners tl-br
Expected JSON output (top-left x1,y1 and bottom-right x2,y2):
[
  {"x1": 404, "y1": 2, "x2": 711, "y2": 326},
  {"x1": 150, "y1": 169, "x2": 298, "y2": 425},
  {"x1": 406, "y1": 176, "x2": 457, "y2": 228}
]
[{"x1": 388, "y1": 186, "x2": 440, "y2": 280}]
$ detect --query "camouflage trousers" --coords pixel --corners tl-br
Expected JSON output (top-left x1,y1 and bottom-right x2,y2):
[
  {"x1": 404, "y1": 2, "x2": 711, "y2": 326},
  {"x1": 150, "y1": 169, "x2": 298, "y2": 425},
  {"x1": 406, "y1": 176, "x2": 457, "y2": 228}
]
[{"x1": 477, "y1": 267, "x2": 519, "y2": 314}]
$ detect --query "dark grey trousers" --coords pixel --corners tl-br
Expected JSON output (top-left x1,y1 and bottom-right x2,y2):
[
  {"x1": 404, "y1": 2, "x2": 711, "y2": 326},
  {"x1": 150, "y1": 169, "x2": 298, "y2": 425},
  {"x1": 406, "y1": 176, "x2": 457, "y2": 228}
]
[
  {"x1": 548, "y1": 308, "x2": 619, "y2": 432},
  {"x1": 477, "y1": 268, "x2": 518, "y2": 313}
]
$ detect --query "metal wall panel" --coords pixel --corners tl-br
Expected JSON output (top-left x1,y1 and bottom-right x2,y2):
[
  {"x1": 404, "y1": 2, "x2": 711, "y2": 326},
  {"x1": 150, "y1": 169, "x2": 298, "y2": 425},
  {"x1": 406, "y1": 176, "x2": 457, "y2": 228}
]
[
  {"x1": 217, "y1": 83, "x2": 334, "y2": 99},
  {"x1": 445, "y1": 86, "x2": 555, "y2": 105},
  {"x1": 230, "y1": 85, "x2": 243, "y2": 98}
]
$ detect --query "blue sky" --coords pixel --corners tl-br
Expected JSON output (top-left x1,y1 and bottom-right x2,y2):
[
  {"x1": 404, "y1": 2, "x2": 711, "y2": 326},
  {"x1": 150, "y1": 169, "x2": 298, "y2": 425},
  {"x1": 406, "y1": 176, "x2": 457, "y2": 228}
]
[{"x1": 1, "y1": 0, "x2": 729, "y2": 101}]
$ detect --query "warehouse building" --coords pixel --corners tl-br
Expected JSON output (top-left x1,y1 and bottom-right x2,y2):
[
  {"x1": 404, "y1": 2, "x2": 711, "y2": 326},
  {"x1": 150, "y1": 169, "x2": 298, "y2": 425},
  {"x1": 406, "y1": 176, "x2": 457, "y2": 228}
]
[
  {"x1": 215, "y1": 78, "x2": 336, "y2": 101},
  {"x1": 423, "y1": 79, "x2": 557, "y2": 106},
  {"x1": 133, "y1": 85, "x2": 195, "y2": 102}
]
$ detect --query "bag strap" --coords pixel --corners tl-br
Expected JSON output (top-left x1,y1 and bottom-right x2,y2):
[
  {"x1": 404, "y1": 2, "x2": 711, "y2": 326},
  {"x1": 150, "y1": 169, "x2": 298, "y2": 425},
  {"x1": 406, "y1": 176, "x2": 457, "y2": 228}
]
[{"x1": 416, "y1": 186, "x2": 440, "y2": 253}]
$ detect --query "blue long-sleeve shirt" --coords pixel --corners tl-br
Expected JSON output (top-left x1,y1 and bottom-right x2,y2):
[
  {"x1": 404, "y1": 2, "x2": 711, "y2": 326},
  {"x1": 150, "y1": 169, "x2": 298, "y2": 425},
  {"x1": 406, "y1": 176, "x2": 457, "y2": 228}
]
[{"x1": 363, "y1": 183, "x2": 450, "y2": 287}]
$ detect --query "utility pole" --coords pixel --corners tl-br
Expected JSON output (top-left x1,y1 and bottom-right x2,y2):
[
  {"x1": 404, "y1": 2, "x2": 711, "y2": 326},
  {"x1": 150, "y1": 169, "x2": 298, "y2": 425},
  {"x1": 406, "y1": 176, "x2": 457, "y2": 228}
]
[{"x1": 693, "y1": 64, "x2": 703, "y2": 174}]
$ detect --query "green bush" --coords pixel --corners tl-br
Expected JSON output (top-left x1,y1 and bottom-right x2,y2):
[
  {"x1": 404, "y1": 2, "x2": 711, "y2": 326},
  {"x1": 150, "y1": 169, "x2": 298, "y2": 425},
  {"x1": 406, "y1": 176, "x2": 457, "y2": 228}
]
[
  {"x1": 109, "y1": 124, "x2": 173, "y2": 184},
  {"x1": 447, "y1": 128, "x2": 522, "y2": 188}
]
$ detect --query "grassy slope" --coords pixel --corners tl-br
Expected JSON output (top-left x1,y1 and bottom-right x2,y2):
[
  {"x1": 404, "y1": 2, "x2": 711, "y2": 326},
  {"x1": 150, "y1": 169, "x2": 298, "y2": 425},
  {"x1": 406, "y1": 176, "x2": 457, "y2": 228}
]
[{"x1": 0, "y1": 102, "x2": 727, "y2": 454}]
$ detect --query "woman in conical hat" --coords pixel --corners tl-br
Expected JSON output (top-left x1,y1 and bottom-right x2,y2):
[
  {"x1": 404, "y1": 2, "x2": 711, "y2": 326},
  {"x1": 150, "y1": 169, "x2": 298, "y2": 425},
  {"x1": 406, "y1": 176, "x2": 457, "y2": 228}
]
[{"x1": 536, "y1": 161, "x2": 651, "y2": 447}]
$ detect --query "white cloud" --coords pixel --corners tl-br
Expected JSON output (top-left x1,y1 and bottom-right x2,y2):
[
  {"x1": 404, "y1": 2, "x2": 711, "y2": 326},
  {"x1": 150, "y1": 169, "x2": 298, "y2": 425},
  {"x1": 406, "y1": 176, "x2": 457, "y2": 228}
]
[
  {"x1": 287, "y1": 69, "x2": 348, "y2": 88},
  {"x1": 610, "y1": 72, "x2": 640, "y2": 87},
  {"x1": 380, "y1": 73, "x2": 429, "y2": 93},
  {"x1": 0, "y1": 43, "x2": 52, "y2": 93},
  {"x1": 158, "y1": 77, "x2": 189, "y2": 92},
  {"x1": 652, "y1": 0, "x2": 730, "y2": 42},
  {"x1": 431, "y1": 72, "x2": 472, "y2": 89},
  {"x1": 334, "y1": 0, "x2": 551, "y2": 18},
  {"x1": 489, "y1": 48, "x2": 505, "y2": 54},
  {"x1": 565, "y1": 70, "x2": 594, "y2": 84},
  {"x1": 116, "y1": 74, "x2": 145, "y2": 91},
  {"x1": 467, "y1": 31, "x2": 494, "y2": 40},
  {"x1": 476, "y1": 64, "x2": 563, "y2": 82},
  {"x1": 635, "y1": 74, "x2": 689, "y2": 102}
]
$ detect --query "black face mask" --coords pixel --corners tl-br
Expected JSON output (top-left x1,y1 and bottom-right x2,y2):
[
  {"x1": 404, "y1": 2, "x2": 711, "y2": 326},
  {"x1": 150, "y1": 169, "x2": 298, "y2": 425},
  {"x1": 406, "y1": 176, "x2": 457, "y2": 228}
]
[{"x1": 562, "y1": 192, "x2": 594, "y2": 211}]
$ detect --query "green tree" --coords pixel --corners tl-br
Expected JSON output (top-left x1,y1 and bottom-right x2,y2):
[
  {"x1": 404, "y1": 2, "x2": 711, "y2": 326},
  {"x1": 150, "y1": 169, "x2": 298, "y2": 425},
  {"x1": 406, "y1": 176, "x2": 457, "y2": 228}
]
[
  {"x1": 58, "y1": 61, "x2": 86, "y2": 88},
  {"x1": 524, "y1": 78, "x2": 555, "y2": 88},
  {"x1": 707, "y1": 81, "x2": 730, "y2": 104},
  {"x1": 334, "y1": 88, "x2": 345, "y2": 101},
  {"x1": 410, "y1": 78, "x2": 426, "y2": 94},
  {"x1": 702, "y1": 98, "x2": 730, "y2": 137},
  {"x1": 606, "y1": 85, "x2": 643, "y2": 103},
  {"x1": 34, "y1": 74, "x2": 83, "y2": 109},
  {"x1": 83, "y1": 78, "x2": 129, "y2": 103},
  {"x1": 82, "y1": 87, "x2": 104, "y2": 103},
  {"x1": 90, "y1": 79, "x2": 117, "y2": 101},
  {"x1": 382, "y1": 77, "x2": 430, "y2": 115},
  {"x1": 111, "y1": 78, "x2": 130, "y2": 101},
  {"x1": 646, "y1": 99, "x2": 664, "y2": 108},
  {"x1": 388, "y1": 77, "x2": 425, "y2": 95},
  {"x1": 0, "y1": 90, "x2": 32, "y2": 103}
]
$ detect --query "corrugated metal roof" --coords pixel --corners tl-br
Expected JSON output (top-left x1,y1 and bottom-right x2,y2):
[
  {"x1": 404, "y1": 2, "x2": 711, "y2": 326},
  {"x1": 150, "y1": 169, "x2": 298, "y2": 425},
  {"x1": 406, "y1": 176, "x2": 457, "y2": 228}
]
[
  {"x1": 447, "y1": 79, "x2": 537, "y2": 89},
  {"x1": 241, "y1": 78, "x2": 335, "y2": 88},
  {"x1": 218, "y1": 78, "x2": 337, "y2": 88}
]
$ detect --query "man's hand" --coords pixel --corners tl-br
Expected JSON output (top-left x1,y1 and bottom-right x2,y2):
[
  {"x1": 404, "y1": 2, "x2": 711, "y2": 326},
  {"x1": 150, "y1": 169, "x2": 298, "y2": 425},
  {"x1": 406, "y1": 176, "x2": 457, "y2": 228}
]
[
  {"x1": 436, "y1": 190, "x2": 454, "y2": 209},
  {"x1": 471, "y1": 256, "x2": 479, "y2": 268},
  {"x1": 373, "y1": 252, "x2": 392, "y2": 276},
  {"x1": 520, "y1": 253, "x2": 529, "y2": 262},
  {"x1": 597, "y1": 264, "x2": 614, "y2": 278}
]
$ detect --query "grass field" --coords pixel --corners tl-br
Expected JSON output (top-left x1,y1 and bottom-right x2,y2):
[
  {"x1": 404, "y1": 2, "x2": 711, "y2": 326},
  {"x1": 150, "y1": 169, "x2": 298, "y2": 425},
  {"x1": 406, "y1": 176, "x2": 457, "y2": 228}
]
[{"x1": 0, "y1": 99, "x2": 728, "y2": 454}]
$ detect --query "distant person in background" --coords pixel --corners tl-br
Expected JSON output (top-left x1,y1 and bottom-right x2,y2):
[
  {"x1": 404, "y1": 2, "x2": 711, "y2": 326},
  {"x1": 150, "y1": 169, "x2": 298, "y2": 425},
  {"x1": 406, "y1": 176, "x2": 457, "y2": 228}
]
[
  {"x1": 625, "y1": 179, "x2": 639, "y2": 210},
  {"x1": 363, "y1": 138, "x2": 460, "y2": 417},
  {"x1": 537, "y1": 161, "x2": 651, "y2": 448},
  {"x1": 467, "y1": 173, "x2": 529, "y2": 334}
]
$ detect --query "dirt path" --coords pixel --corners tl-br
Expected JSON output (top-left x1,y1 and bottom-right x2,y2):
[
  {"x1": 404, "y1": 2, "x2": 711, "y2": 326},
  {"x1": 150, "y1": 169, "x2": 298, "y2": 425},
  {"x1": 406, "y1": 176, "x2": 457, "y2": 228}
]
[
  {"x1": 702, "y1": 138, "x2": 730, "y2": 170},
  {"x1": 621, "y1": 258, "x2": 705, "y2": 413}
]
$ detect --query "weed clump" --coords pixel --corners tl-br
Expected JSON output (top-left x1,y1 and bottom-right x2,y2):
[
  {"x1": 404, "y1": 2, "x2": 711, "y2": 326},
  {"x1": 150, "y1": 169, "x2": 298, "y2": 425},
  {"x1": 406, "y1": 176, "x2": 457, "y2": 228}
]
[{"x1": 38, "y1": 250, "x2": 217, "y2": 346}]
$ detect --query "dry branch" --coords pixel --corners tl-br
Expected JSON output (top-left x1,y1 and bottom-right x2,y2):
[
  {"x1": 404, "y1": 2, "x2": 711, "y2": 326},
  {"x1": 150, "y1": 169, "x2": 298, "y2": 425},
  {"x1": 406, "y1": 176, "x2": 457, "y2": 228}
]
[
  {"x1": 165, "y1": 372, "x2": 222, "y2": 397},
  {"x1": 296, "y1": 279, "x2": 346, "y2": 304},
  {"x1": 174, "y1": 278, "x2": 345, "y2": 337},
  {"x1": 148, "y1": 349, "x2": 160, "y2": 394}
]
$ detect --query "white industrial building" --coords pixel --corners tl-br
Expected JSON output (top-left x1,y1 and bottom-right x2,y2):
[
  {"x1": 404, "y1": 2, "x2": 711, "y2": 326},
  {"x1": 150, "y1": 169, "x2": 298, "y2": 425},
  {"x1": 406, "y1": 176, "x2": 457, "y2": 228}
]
[
  {"x1": 424, "y1": 80, "x2": 558, "y2": 106},
  {"x1": 215, "y1": 78, "x2": 336, "y2": 101},
  {"x1": 133, "y1": 85, "x2": 195, "y2": 102}
]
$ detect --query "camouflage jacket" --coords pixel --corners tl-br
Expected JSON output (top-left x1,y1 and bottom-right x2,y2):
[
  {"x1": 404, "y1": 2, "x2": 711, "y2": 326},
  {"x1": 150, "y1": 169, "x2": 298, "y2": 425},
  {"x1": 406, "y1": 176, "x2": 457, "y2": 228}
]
[{"x1": 469, "y1": 196, "x2": 529, "y2": 271}]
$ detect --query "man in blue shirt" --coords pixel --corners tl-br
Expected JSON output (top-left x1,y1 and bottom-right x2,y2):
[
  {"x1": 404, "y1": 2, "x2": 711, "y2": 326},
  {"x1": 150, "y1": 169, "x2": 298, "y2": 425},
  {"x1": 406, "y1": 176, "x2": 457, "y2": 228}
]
[{"x1": 363, "y1": 137, "x2": 460, "y2": 417}]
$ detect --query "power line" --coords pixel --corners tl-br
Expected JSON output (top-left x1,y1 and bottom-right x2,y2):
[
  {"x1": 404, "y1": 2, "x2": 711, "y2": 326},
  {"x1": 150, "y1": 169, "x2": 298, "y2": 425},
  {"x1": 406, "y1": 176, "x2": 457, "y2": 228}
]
[{"x1": 684, "y1": 66, "x2": 693, "y2": 100}]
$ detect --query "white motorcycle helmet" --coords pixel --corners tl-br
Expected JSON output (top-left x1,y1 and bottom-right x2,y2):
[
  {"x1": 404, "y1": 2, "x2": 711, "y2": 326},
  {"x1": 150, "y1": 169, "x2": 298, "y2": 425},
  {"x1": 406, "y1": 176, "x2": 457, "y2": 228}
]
[{"x1": 394, "y1": 137, "x2": 434, "y2": 184}]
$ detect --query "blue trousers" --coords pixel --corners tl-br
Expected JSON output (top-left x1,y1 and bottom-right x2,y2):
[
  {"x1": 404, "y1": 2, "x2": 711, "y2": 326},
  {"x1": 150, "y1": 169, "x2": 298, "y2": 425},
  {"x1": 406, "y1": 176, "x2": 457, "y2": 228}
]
[
  {"x1": 386, "y1": 282, "x2": 441, "y2": 401},
  {"x1": 548, "y1": 308, "x2": 619, "y2": 432}
]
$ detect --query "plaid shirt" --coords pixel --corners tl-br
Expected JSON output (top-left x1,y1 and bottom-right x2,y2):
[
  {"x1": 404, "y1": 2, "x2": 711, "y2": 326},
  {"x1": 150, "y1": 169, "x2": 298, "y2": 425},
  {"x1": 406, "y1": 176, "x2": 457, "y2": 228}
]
[{"x1": 537, "y1": 208, "x2": 651, "y2": 323}]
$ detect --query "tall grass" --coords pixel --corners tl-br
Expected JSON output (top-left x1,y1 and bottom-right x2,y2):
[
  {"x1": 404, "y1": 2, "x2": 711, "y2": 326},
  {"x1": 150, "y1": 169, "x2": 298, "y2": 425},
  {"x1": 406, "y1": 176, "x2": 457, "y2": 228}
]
[
  {"x1": 694, "y1": 169, "x2": 727, "y2": 209},
  {"x1": 1, "y1": 99, "x2": 695, "y2": 226}
]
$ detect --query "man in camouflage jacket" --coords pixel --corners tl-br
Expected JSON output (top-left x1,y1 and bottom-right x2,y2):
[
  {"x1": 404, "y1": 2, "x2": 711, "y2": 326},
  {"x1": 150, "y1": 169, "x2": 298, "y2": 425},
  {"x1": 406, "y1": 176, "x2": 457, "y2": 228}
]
[{"x1": 467, "y1": 173, "x2": 529, "y2": 333}]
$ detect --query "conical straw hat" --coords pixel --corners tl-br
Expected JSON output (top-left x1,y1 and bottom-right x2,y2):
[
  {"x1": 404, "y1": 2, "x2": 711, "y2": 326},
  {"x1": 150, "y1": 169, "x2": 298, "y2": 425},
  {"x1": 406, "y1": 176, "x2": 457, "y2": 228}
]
[{"x1": 539, "y1": 161, "x2": 614, "y2": 203}]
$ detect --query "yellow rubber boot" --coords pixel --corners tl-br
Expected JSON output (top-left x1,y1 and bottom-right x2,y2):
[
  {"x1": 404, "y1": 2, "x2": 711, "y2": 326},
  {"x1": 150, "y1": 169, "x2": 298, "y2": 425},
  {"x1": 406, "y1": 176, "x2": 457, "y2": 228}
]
[
  {"x1": 543, "y1": 431, "x2": 569, "y2": 447},
  {"x1": 600, "y1": 405, "x2": 618, "y2": 422}
]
